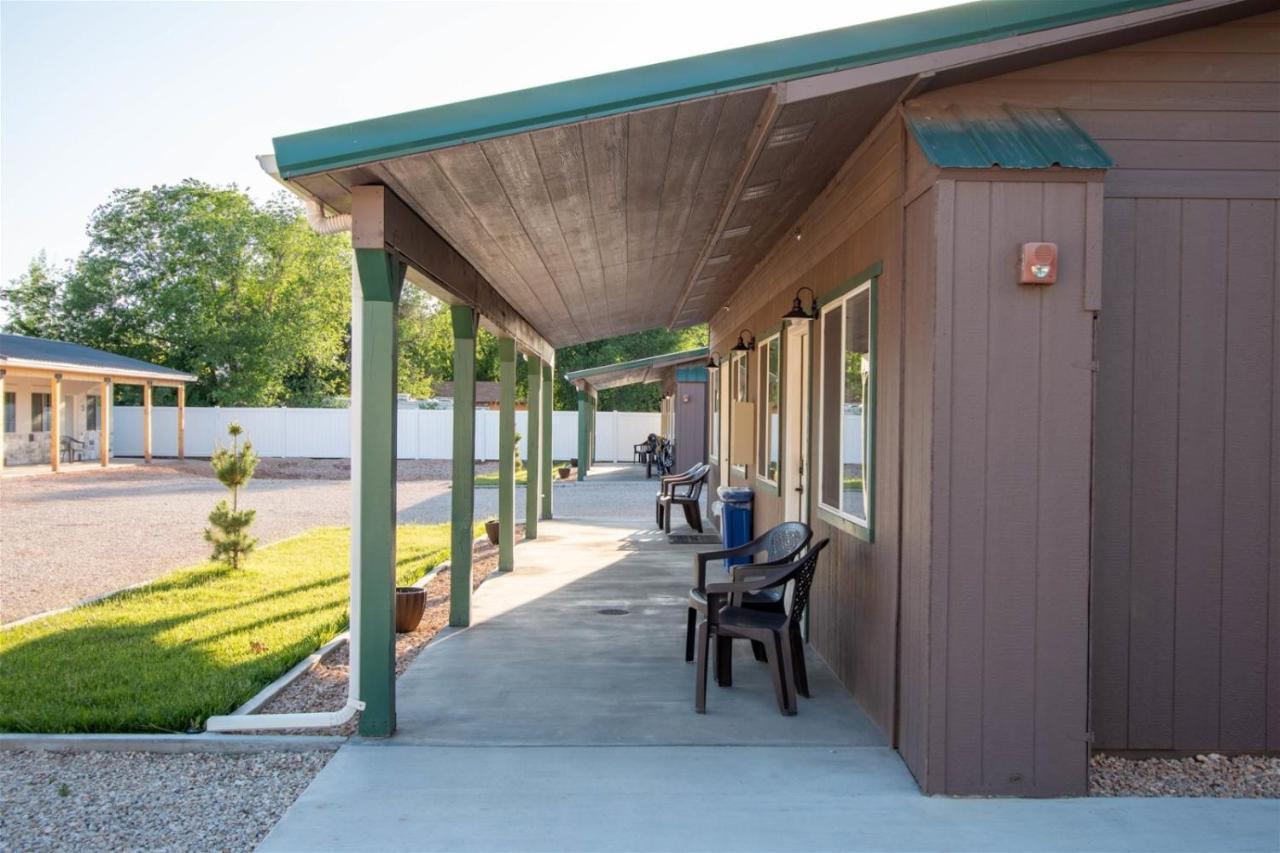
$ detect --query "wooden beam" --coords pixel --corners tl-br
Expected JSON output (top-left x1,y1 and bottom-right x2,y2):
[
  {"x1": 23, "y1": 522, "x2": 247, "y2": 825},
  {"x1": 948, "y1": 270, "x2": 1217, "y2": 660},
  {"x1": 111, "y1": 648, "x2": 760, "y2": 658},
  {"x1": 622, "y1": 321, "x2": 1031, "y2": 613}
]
[
  {"x1": 351, "y1": 184, "x2": 554, "y2": 363},
  {"x1": 143, "y1": 381, "x2": 153, "y2": 463},
  {"x1": 50, "y1": 374, "x2": 61, "y2": 473},
  {"x1": 449, "y1": 304, "x2": 478, "y2": 627},
  {"x1": 577, "y1": 387, "x2": 589, "y2": 482},
  {"x1": 0, "y1": 365, "x2": 185, "y2": 386},
  {"x1": 498, "y1": 337, "x2": 516, "y2": 572},
  {"x1": 100, "y1": 379, "x2": 112, "y2": 467},
  {"x1": 540, "y1": 359, "x2": 553, "y2": 520},
  {"x1": 524, "y1": 355, "x2": 542, "y2": 539},
  {"x1": 177, "y1": 384, "x2": 186, "y2": 459}
]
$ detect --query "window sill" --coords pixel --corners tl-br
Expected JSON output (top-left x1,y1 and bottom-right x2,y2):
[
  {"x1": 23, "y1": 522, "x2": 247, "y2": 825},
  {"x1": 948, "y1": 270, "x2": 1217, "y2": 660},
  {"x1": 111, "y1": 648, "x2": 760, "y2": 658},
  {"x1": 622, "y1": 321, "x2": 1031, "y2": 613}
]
[{"x1": 817, "y1": 504, "x2": 873, "y2": 543}]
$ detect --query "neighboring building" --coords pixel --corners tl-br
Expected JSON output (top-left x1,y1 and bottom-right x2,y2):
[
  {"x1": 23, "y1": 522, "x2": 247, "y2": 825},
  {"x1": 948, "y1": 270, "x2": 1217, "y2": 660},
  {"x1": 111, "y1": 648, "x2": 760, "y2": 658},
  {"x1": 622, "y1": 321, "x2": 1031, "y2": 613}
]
[
  {"x1": 266, "y1": 0, "x2": 1279, "y2": 795},
  {"x1": 0, "y1": 333, "x2": 195, "y2": 471},
  {"x1": 565, "y1": 347, "x2": 709, "y2": 477}
]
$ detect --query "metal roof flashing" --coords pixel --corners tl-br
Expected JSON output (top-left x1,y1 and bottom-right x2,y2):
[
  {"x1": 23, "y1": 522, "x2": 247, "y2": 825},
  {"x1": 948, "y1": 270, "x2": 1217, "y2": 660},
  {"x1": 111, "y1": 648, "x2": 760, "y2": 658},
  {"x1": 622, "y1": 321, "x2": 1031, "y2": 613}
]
[
  {"x1": 272, "y1": 0, "x2": 1179, "y2": 178},
  {"x1": 903, "y1": 103, "x2": 1115, "y2": 169}
]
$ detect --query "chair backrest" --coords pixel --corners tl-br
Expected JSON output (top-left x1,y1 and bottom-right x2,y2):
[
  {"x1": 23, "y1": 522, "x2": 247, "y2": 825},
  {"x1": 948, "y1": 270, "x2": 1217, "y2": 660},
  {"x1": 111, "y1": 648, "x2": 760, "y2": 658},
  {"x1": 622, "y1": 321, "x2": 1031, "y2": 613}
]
[
  {"x1": 760, "y1": 521, "x2": 811, "y2": 565},
  {"x1": 685, "y1": 463, "x2": 710, "y2": 498},
  {"x1": 785, "y1": 538, "x2": 830, "y2": 626}
]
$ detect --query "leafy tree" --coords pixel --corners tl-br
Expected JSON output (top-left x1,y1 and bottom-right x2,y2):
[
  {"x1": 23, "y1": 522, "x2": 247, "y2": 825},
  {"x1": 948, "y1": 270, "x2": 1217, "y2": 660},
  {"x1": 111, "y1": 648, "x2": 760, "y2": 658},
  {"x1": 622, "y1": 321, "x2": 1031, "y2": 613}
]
[
  {"x1": 204, "y1": 422, "x2": 259, "y2": 569},
  {"x1": 553, "y1": 325, "x2": 707, "y2": 412},
  {"x1": 2, "y1": 181, "x2": 351, "y2": 406}
]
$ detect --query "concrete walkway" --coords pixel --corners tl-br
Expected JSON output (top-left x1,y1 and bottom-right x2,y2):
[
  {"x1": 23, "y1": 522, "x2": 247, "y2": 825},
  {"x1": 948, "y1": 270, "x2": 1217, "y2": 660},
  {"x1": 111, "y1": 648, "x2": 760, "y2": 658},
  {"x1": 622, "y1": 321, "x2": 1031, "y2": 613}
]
[{"x1": 261, "y1": 518, "x2": 1280, "y2": 853}]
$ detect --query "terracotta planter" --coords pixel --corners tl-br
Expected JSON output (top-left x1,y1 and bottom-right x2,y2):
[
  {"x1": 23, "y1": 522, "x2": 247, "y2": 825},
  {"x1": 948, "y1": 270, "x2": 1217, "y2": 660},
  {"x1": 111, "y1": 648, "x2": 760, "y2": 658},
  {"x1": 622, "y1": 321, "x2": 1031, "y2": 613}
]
[
  {"x1": 485, "y1": 519, "x2": 500, "y2": 545},
  {"x1": 558, "y1": 466, "x2": 572, "y2": 480},
  {"x1": 395, "y1": 587, "x2": 425, "y2": 633}
]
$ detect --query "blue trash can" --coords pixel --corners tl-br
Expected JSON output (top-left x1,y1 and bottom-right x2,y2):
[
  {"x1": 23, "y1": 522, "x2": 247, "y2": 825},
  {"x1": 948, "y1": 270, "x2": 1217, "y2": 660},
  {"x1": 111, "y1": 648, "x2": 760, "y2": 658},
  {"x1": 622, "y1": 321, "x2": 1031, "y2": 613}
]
[{"x1": 717, "y1": 486, "x2": 754, "y2": 568}]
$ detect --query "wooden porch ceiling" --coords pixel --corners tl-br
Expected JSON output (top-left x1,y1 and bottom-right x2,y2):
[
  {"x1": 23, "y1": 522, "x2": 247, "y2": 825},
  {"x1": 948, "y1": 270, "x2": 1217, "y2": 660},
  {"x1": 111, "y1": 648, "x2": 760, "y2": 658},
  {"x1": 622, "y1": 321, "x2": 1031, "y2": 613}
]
[{"x1": 290, "y1": 80, "x2": 909, "y2": 348}]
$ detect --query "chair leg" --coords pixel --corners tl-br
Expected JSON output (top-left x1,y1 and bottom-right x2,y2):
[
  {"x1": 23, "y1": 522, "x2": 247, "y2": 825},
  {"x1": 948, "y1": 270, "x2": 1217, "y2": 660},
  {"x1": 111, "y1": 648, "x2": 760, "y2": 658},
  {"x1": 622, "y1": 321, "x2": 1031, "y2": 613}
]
[
  {"x1": 790, "y1": 624, "x2": 811, "y2": 698},
  {"x1": 715, "y1": 634, "x2": 733, "y2": 687},
  {"x1": 656, "y1": 499, "x2": 664, "y2": 529},
  {"x1": 780, "y1": 629, "x2": 799, "y2": 714},
  {"x1": 750, "y1": 640, "x2": 768, "y2": 662},
  {"x1": 664, "y1": 501, "x2": 673, "y2": 533},
  {"x1": 694, "y1": 620, "x2": 710, "y2": 713},
  {"x1": 685, "y1": 607, "x2": 697, "y2": 662},
  {"x1": 683, "y1": 502, "x2": 702, "y2": 533},
  {"x1": 762, "y1": 634, "x2": 793, "y2": 716}
]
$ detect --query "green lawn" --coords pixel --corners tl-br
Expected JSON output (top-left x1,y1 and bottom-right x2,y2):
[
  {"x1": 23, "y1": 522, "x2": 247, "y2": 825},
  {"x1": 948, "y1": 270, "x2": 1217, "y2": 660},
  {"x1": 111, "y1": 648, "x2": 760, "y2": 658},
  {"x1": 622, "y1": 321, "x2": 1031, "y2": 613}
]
[
  {"x1": 0, "y1": 523, "x2": 469, "y2": 734},
  {"x1": 474, "y1": 462, "x2": 572, "y2": 487}
]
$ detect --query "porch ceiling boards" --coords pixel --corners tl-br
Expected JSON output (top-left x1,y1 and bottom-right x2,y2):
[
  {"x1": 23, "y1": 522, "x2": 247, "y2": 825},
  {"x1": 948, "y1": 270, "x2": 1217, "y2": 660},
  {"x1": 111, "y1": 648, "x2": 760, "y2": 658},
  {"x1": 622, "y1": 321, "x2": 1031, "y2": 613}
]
[{"x1": 273, "y1": 0, "x2": 1260, "y2": 350}]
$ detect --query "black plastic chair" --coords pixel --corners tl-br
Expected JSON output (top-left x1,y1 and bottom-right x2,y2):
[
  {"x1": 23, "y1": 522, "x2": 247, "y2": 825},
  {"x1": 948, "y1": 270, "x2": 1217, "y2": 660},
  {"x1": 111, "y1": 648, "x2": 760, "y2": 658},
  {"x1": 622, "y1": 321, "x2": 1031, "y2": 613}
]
[
  {"x1": 685, "y1": 521, "x2": 812, "y2": 666},
  {"x1": 656, "y1": 463, "x2": 709, "y2": 528},
  {"x1": 694, "y1": 538, "x2": 830, "y2": 715},
  {"x1": 659, "y1": 463, "x2": 709, "y2": 533},
  {"x1": 634, "y1": 434, "x2": 657, "y2": 465}
]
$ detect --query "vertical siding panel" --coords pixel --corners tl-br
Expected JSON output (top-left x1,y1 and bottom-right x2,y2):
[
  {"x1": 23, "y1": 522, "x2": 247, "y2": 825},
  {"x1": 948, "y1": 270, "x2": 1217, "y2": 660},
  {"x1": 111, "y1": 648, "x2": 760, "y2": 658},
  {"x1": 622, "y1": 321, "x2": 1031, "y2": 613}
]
[
  {"x1": 1091, "y1": 198, "x2": 1137, "y2": 749},
  {"x1": 1174, "y1": 199, "x2": 1228, "y2": 750},
  {"x1": 981, "y1": 182, "x2": 1043, "y2": 792},
  {"x1": 944, "y1": 181, "x2": 990, "y2": 792},
  {"x1": 1036, "y1": 183, "x2": 1093, "y2": 794},
  {"x1": 1128, "y1": 199, "x2": 1182, "y2": 749},
  {"x1": 899, "y1": 188, "x2": 937, "y2": 783},
  {"x1": 1220, "y1": 199, "x2": 1275, "y2": 751},
  {"x1": 1269, "y1": 206, "x2": 1280, "y2": 751}
]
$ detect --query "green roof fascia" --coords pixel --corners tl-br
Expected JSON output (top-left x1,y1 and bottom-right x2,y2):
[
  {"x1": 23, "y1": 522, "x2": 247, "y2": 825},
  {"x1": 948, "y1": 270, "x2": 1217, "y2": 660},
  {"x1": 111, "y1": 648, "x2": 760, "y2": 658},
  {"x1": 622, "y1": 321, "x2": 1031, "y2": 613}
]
[
  {"x1": 564, "y1": 347, "x2": 710, "y2": 383},
  {"x1": 273, "y1": 0, "x2": 1179, "y2": 178},
  {"x1": 904, "y1": 104, "x2": 1115, "y2": 168}
]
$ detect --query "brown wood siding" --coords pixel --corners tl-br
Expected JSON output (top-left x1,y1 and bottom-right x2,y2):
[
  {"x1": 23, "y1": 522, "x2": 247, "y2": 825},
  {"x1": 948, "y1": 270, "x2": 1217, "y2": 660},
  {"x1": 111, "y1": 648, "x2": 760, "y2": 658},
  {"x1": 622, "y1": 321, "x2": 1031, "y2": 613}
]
[
  {"x1": 916, "y1": 10, "x2": 1280, "y2": 757},
  {"x1": 916, "y1": 178, "x2": 1097, "y2": 796},
  {"x1": 709, "y1": 115, "x2": 905, "y2": 740}
]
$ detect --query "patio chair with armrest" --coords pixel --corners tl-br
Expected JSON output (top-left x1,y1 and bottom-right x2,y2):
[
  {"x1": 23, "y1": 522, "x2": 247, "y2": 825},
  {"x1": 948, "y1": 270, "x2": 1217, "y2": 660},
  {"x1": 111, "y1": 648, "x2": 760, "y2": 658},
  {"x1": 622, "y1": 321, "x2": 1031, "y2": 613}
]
[
  {"x1": 694, "y1": 538, "x2": 830, "y2": 715},
  {"x1": 61, "y1": 435, "x2": 88, "y2": 463},
  {"x1": 659, "y1": 462, "x2": 708, "y2": 533},
  {"x1": 655, "y1": 463, "x2": 709, "y2": 528},
  {"x1": 634, "y1": 434, "x2": 657, "y2": 465},
  {"x1": 685, "y1": 521, "x2": 811, "y2": 673}
]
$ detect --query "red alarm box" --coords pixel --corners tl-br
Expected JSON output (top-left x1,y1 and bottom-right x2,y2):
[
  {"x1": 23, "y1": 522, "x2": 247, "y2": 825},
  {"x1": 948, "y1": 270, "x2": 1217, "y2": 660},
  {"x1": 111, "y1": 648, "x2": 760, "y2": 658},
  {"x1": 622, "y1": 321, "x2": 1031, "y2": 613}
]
[{"x1": 1019, "y1": 242, "x2": 1058, "y2": 284}]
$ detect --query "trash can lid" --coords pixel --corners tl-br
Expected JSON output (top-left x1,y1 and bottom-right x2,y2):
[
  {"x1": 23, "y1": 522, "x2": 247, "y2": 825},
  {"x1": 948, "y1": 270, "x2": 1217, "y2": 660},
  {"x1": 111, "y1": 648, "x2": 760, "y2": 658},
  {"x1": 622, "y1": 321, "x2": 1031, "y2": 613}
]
[{"x1": 717, "y1": 486, "x2": 754, "y2": 504}]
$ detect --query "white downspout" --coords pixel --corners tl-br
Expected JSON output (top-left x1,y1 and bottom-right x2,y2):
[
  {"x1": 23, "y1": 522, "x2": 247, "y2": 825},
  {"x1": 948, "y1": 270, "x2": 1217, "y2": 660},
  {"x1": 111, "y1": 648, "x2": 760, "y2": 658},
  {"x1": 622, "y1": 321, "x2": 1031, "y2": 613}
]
[{"x1": 206, "y1": 188, "x2": 363, "y2": 732}]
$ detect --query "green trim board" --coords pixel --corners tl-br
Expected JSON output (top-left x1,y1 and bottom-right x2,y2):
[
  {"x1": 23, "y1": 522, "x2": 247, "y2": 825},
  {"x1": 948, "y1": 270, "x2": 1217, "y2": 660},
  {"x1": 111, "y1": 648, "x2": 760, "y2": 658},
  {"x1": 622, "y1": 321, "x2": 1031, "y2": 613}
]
[
  {"x1": 273, "y1": 1, "x2": 1181, "y2": 178},
  {"x1": 449, "y1": 305, "x2": 478, "y2": 626},
  {"x1": 540, "y1": 361, "x2": 553, "y2": 520},
  {"x1": 525, "y1": 354, "x2": 542, "y2": 539},
  {"x1": 818, "y1": 261, "x2": 883, "y2": 308},
  {"x1": 903, "y1": 103, "x2": 1113, "y2": 169},
  {"x1": 755, "y1": 331, "x2": 782, "y2": 495},
  {"x1": 498, "y1": 337, "x2": 516, "y2": 572}
]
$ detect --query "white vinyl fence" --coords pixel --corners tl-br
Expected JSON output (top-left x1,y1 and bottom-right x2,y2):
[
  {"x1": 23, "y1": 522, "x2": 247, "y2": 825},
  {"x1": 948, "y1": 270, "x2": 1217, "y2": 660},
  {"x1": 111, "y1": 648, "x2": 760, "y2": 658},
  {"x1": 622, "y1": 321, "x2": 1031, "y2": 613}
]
[{"x1": 112, "y1": 406, "x2": 660, "y2": 462}]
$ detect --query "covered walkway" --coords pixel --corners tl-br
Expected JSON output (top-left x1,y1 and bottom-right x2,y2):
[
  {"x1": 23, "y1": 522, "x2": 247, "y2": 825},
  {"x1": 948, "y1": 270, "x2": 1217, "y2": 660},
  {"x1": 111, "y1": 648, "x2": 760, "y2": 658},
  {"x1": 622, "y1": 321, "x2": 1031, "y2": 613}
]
[{"x1": 261, "y1": 513, "x2": 1279, "y2": 852}]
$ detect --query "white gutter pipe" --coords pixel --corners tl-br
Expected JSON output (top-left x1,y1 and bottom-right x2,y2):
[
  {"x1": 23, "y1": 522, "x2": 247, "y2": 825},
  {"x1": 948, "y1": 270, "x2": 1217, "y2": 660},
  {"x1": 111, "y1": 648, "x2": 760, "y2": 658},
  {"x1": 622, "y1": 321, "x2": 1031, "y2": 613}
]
[{"x1": 206, "y1": 183, "x2": 364, "y2": 733}]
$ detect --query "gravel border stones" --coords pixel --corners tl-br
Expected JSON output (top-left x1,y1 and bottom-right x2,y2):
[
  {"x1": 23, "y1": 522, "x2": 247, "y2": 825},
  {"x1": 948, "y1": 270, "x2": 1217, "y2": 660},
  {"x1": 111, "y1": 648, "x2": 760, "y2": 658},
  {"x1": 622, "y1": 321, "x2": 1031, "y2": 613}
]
[
  {"x1": 1090, "y1": 753, "x2": 1280, "y2": 798},
  {"x1": 0, "y1": 749, "x2": 332, "y2": 852}
]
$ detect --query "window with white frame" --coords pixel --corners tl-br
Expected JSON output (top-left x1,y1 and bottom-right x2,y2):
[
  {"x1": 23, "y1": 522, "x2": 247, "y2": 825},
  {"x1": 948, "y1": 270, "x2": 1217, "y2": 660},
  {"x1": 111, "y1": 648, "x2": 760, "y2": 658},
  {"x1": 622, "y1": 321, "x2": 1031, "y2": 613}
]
[
  {"x1": 757, "y1": 335, "x2": 780, "y2": 484},
  {"x1": 86, "y1": 395, "x2": 101, "y2": 431},
  {"x1": 709, "y1": 366, "x2": 720, "y2": 461},
  {"x1": 819, "y1": 279, "x2": 873, "y2": 530},
  {"x1": 730, "y1": 350, "x2": 748, "y2": 475},
  {"x1": 3, "y1": 391, "x2": 15, "y2": 434}
]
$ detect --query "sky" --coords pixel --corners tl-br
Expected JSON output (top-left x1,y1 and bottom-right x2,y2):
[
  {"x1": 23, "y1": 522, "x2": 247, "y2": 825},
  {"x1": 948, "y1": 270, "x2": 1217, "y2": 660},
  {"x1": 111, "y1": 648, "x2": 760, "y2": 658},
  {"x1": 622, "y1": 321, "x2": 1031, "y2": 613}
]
[{"x1": 0, "y1": 0, "x2": 965, "y2": 288}]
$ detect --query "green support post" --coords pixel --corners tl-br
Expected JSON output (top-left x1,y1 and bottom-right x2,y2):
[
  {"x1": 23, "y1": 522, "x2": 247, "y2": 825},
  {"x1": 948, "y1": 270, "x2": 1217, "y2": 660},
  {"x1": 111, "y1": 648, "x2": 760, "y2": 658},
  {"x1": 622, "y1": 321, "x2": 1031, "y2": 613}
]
[
  {"x1": 524, "y1": 355, "x2": 542, "y2": 539},
  {"x1": 450, "y1": 305, "x2": 477, "y2": 627},
  {"x1": 498, "y1": 337, "x2": 516, "y2": 572},
  {"x1": 540, "y1": 360, "x2": 553, "y2": 520},
  {"x1": 577, "y1": 387, "x2": 589, "y2": 482},
  {"x1": 354, "y1": 249, "x2": 403, "y2": 737}
]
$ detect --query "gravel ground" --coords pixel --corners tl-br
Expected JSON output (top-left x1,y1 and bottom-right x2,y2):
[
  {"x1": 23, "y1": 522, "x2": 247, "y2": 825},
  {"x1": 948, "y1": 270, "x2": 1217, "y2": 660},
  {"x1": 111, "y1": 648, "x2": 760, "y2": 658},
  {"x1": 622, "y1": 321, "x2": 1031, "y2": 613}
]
[
  {"x1": 1090, "y1": 753, "x2": 1280, "y2": 798},
  {"x1": 0, "y1": 463, "x2": 667, "y2": 623},
  {"x1": 0, "y1": 749, "x2": 332, "y2": 852},
  {"x1": 250, "y1": 537, "x2": 505, "y2": 737}
]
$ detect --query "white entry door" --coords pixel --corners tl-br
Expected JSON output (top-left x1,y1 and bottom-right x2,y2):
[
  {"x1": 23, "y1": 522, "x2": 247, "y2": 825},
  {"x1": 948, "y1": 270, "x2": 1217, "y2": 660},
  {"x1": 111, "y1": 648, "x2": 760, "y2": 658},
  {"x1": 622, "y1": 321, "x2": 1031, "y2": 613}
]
[{"x1": 783, "y1": 321, "x2": 811, "y2": 523}]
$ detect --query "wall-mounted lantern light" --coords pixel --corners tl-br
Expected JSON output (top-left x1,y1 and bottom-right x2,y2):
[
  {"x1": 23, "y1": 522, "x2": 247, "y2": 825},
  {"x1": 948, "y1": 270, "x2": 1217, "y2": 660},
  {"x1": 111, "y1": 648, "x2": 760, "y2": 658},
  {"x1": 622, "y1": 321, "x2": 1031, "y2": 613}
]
[
  {"x1": 706, "y1": 351, "x2": 721, "y2": 370},
  {"x1": 782, "y1": 286, "x2": 818, "y2": 322},
  {"x1": 731, "y1": 329, "x2": 756, "y2": 352}
]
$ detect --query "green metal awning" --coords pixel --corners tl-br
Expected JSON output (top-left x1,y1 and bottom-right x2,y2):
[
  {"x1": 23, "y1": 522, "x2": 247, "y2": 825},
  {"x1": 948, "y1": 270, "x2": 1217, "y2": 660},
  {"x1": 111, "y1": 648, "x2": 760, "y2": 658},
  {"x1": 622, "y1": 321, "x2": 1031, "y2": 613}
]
[
  {"x1": 903, "y1": 103, "x2": 1114, "y2": 169},
  {"x1": 273, "y1": 0, "x2": 1176, "y2": 178},
  {"x1": 565, "y1": 347, "x2": 709, "y2": 392}
]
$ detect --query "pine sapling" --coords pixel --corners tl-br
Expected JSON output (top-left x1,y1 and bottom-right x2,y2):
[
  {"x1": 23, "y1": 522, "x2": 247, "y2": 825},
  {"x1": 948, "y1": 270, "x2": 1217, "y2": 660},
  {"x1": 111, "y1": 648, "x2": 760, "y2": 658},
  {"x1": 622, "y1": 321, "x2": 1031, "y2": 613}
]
[{"x1": 204, "y1": 422, "x2": 259, "y2": 569}]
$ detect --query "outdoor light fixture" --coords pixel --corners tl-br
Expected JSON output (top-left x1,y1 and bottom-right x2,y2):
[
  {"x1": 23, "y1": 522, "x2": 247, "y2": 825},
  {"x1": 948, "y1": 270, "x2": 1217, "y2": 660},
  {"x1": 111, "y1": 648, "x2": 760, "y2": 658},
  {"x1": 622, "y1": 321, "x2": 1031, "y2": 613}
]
[
  {"x1": 782, "y1": 286, "x2": 818, "y2": 322},
  {"x1": 731, "y1": 330, "x2": 756, "y2": 352},
  {"x1": 706, "y1": 351, "x2": 721, "y2": 370}
]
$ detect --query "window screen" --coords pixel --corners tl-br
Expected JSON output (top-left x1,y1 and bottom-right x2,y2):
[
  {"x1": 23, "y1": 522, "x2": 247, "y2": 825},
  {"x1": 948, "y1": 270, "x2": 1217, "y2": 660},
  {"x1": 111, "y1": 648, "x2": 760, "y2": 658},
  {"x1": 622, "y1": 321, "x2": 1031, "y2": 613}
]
[{"x1": 819, "y1": 281, "x2": 873, "y2": 527}]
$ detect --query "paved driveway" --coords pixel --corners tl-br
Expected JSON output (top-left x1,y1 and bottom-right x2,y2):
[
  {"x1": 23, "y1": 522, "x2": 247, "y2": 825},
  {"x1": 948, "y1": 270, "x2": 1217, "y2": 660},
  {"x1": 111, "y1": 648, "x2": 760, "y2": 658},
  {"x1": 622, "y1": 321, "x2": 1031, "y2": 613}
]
[{"x1": 0, "y1": 462, "x2": 670, "y2": 623}]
